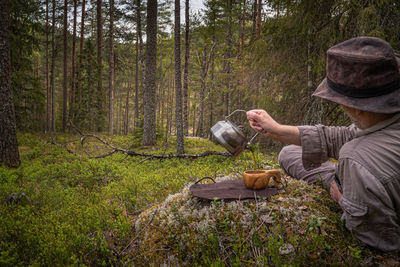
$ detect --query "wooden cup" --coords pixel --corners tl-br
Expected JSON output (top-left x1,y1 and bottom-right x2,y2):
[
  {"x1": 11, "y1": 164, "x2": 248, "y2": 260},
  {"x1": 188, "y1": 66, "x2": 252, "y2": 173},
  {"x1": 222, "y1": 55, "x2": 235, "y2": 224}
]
[{"x1": 243, "y1": 169, "x2": 282, "y2": 190}]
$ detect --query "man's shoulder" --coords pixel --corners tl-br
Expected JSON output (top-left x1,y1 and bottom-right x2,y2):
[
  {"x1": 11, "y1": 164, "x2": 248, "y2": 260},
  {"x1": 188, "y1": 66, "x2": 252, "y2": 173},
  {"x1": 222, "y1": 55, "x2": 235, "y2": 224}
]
[{"x1": 339, "y1": 127, "x2": 400, "y2": 180}]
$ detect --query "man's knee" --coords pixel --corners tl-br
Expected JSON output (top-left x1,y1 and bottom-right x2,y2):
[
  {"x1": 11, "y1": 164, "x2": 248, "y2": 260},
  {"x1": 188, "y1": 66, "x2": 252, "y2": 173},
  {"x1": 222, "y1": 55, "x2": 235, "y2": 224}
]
[{"x1": 278, "y1": 145, "x2": 302, "y2": 171}]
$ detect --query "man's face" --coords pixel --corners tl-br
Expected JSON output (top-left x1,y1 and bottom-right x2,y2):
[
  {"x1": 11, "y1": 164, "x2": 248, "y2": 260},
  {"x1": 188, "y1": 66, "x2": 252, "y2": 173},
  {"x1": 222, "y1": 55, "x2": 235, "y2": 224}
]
[{"x1": 341, "y1": 105, "x2": 362, "y2": 128}]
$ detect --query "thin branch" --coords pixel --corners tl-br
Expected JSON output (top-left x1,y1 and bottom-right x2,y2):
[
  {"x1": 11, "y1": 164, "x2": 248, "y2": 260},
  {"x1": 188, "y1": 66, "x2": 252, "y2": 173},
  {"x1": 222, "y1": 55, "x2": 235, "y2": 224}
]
[
  {"x1": 48, "y1": 139, "x2": 76, "y2": 155},
  {"x1": 58, "y1": 122, "x2": 232, "y2": 160},
  {"x1": 90, "y1": 150, "x2": 118, "y2": 158}
]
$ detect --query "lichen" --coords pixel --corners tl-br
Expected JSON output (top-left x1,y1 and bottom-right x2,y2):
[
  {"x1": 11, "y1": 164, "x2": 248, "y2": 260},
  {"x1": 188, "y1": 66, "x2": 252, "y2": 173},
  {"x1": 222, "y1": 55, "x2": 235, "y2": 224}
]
[{"x1": 124, "y1": 174, "x2": 398, "y2": 266}]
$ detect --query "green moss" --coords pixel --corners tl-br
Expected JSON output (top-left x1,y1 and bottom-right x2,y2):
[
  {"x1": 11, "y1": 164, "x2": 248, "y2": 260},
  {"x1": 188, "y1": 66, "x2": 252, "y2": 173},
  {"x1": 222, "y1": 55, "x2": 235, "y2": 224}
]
[{"x1": 0, "y1": 133, "x2": 398, "y2": 266}]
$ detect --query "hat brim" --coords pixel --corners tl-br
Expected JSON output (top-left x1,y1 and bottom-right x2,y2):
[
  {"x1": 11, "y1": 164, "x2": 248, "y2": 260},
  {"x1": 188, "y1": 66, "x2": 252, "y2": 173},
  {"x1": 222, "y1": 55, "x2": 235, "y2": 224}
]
[{"x1": 313, "y1": 58, "x2": 400, "y2": 114}]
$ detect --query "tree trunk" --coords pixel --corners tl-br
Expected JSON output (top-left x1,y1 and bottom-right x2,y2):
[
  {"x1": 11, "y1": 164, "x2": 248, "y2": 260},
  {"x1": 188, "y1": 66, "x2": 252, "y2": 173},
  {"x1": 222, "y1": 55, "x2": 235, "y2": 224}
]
[
  {"x1": 170, "y1": 78, "x2": 174, "y2": 135},
  {"x1": 256, "y1": 0, "x2": 262, "y2": 38},
  {"x1": 251, "y1": 0, "x2": 257, "y2": 42},
  {"x1": 137, "y1": 0, "x2": 145, "y2": 115},
  {"x1": 62, "y1": 0, "x2": 68, "y2": 132},
  {"x1": 209, "y1": 57, "x2": 215, "y2": 138},
  {"x1": 51, "y1": 0, "x2": 56, "y2": 131},
  {"x1": 134, "y1": 39, "x2": 139, "y2": 128},
  {"x1": 119, "y1": 92, "x2": 123, "y2": 134},
  {"x1": 76, "y1": 0, "x2": 86, "y2": 106},
  {"x1": 192, "y1": 100, "x2": 196, "y2": 137},
  {"x1": 224, "y1": 0, "x2": 232, "y2": 116},
  {"x1": 209, "y1": 6, "x2": 216, "y2": 128},
  {"x1": 165, "y1": 78, "x2": 170, "y2": 138},
  {"x1": 97, "y1": 0, "x2": 103, "y2": 131},
  {"x1": 183, "y1": 0, "x2": 190, "y2": 136},
  {"x1": 124, "y1": 87, "x2": 130, "y2": 135},
  {"x1": 209, "y1": 100, "x2": 213, "y2": 138},
  {"x1": 198, "y1": 45, "x2": 207, "y2": 137},
  {"x1": 0, "y1": 0, "x2": 20, "y2": 168},
  {"x1": 157, "y1": 41, "x2": 163, "y2": 128},
  {"x1": 175, "y1": 0, "x2": 184, "y2": 153},
  {"x1": 241, "y1": 0, "x2": 245, "y2": 86},
  {"x1": 46, "y1": 0, "x2": 50, "y2": 132},
  {"x1": 142, "y1": 0, "x2": 157, "y2": 146},
  {"x1": 160, "y1": 77, "x2": 165, "y2": 131},
  {"x1": 87, "y1": 43, "x2": 94, "y2": 130},
  {"x1": 115, "y1": 91, "x2": 119, "y2": 133},
  {"x1": 69, "y1": 0, "x2": 77, "y2": 122},
  {"x1": 109, "y1": 0, "x2": 115, "y2": 134}
]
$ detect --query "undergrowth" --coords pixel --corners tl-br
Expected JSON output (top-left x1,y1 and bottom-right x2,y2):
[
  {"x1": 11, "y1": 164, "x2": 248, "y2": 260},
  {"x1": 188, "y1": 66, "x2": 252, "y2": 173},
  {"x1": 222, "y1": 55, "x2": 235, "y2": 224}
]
[{"x1": 0, "y1": 133, "x2": 397, "y2": 266}]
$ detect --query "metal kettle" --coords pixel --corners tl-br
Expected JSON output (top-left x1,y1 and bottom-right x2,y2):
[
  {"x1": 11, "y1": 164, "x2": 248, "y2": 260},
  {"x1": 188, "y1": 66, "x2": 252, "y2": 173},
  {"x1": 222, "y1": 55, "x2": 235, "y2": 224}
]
[{"x1": 211, "y1": 109, "x2": 258, "y2": 156}]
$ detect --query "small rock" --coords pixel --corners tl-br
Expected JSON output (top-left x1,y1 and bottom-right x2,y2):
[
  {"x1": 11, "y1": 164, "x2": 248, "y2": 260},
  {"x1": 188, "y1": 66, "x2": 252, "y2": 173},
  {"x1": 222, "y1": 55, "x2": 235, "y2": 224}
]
[
  {"x1": 298, "y1": 205, "x2": 308, "y2": 210},
  {"x1": 279, "y1": 243, "x2": 295, "y2": 255}
]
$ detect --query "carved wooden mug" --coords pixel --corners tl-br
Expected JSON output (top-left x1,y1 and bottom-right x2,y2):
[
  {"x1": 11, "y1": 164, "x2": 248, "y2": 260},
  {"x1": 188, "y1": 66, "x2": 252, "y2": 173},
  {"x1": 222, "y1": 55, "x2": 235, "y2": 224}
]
[{"x1": 242, "y1": 169, "x2": 282, "y2": 190}]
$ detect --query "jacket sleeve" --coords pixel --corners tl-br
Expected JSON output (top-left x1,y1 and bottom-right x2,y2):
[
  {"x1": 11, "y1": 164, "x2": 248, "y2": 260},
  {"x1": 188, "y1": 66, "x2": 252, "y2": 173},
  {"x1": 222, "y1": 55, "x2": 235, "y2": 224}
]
[
  {"x1": 297, "y1": 124, "x2": 357, "y2": 170},
  {"x1": 338, "y1": 158, "x2": 400, "y2": 252}
]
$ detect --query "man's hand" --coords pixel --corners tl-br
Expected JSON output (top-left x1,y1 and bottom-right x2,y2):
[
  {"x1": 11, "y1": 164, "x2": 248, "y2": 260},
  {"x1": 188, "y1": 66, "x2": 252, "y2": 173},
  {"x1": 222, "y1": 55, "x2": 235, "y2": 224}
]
[
  {"x1": 330, "y1": 181, "x2": 343, "y2": 204},
  {"x1": 246, "y1": 109, "x2": 281, "y2": 138},
  {"x1": 246, "y1": 109, "x2": 301, "y2": 145}
]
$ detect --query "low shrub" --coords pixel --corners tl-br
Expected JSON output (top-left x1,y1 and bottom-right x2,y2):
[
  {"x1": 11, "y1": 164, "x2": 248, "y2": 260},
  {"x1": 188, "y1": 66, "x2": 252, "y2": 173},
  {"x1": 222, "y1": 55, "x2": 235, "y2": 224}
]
[{"x1": 0, "y1": 133, "x2": 397, "y2": 266}]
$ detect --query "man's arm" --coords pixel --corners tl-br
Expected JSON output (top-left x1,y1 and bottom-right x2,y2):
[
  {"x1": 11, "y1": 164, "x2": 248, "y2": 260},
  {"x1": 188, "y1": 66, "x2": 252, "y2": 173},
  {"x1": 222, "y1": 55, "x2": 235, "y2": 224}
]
[
  {"x1": 247, "y1": 109, "x2": 358, "y2": 170},
  {"x1": 246, "y1": 110, "x2": 301, "y2": 145}
]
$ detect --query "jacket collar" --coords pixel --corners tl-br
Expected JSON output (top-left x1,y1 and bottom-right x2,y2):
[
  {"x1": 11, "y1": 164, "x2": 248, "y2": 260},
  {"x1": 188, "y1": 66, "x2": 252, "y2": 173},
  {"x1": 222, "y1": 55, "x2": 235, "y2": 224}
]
[{"x1": 356, "y1": 112, "x2": 400, "y2": 137}]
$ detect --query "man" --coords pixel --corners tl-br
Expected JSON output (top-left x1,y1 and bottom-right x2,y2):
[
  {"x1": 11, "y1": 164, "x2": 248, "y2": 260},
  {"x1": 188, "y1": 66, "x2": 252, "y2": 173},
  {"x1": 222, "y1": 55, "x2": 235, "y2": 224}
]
[{"x1": 246, "y1": 36, "x2": 400, "y2": 252}]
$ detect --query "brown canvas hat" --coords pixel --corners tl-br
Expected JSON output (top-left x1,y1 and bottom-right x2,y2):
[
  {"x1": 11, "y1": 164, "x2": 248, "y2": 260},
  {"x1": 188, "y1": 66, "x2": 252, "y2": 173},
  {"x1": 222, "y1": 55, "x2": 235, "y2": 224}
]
[{"x1": 313, "y1": 36, "x2": 400, "y2": 113}]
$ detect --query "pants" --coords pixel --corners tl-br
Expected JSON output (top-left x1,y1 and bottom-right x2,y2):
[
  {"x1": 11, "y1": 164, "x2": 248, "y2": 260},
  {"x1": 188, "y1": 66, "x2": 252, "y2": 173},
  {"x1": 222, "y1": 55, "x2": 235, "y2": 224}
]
[{"x1": 278, "y1": 145, "x2": 337, "y2": 190}]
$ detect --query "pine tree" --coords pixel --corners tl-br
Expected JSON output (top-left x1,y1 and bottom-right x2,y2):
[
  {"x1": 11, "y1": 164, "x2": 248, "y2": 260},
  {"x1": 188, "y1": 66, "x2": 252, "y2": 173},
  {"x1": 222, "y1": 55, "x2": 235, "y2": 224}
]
[
  {"x1": 96, "y1": 0, "x2": 103, "y2": 131},
  {"x1": 62, "y1": 0, "x2": 68, "y2": 132},
  {"x1": 175, "y1": 0, "x2": 184, "y2": 153},
  {"x1": 51, "y1": 0, "x2": 56, "y2": 131},
  {"x1": 0, "y1": 0, "x2": 20, "y2": 168},
  {"x1": 46, "y1": 0, "x2": 50, "y2": 132},
  {"x1": 109, "y1": 0, "x2": 115, "y2": 134},
  {"x1": 183, "y1": 0, "x2": 190, "y2": 136},
  {"x1": 69, "y1": 0, "x2": 78, "y2": 122},
  {"x1": 142, "y1": 0, "x2": 157, "y2": 146},
  {"x1": 76, "y1": 0, "x2": 86, "y2": 109}
]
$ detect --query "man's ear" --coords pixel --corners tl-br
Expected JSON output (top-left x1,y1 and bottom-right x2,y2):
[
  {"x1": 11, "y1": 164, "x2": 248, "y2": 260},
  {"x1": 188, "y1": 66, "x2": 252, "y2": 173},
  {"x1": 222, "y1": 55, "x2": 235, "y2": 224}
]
[{"x1": 355, "y1": 109, "x2": 363, "y2": 116}]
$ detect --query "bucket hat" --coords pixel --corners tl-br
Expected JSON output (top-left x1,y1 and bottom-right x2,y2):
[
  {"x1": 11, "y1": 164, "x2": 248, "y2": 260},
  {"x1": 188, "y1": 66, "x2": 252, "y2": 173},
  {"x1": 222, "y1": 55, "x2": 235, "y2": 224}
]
[{"x1": 313, "y1": 36, "x2": 400, "y2": 113}]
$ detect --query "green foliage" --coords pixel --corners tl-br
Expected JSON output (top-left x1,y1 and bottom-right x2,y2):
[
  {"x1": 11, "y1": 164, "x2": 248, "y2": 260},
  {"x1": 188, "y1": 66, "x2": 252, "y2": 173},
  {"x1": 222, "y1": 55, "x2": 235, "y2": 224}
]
[
  {"x1": 308, "y1": 214, "x2": 327, "y2": 233},
  {"x1": 0, "y1": 133, "x2": 238, "y2": 265},
  {"x1": 0, "y1": 133, "x2": 397, "y2": 265},
  {"x1": 10, "y1": 0, "x2": 44, "y2": 131},
  {"x1": 73, "y1": 39, "x2": 101, "y2": 131}
]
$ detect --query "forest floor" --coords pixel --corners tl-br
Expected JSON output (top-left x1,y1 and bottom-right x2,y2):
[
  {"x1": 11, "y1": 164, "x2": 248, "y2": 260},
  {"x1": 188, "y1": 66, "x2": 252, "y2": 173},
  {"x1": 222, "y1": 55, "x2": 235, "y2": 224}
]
[{"x1": 0, "y1": 133, "x2": 399, "y2": 266}]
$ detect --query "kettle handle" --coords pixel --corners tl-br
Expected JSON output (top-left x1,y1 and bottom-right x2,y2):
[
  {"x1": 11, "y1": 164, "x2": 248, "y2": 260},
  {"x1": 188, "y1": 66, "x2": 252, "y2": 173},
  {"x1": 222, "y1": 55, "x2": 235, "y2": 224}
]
[
  {"x1": 248, "y1": 131, "x2": 259, "y2": 145},
  {"x1": 225, "y1": 109, "x2": 247, "y2": 120},
  {"x1": 225, "y1": 109, "x2": 259, "y2": 145}
]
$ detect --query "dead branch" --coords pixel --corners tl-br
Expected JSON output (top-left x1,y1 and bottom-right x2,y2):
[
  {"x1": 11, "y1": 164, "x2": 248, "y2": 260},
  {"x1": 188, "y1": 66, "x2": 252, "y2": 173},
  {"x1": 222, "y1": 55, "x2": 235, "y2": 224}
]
[
  {"x1": 48, "y1": 139, "x2": 76, "y2": 155},
  {"x1": 92, "y1": 148, "x2": 231, "y2": 159},
  {"x1": 63, "y1": 121, "x2": 232, "y2": 160}
]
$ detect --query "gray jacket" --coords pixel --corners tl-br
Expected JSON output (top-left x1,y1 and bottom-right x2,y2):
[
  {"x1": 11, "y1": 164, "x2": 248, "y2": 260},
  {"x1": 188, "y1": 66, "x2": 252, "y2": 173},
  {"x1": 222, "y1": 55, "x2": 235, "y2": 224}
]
[{"x1": 298, "y1": 113, "x2": 400, "y2": 252}]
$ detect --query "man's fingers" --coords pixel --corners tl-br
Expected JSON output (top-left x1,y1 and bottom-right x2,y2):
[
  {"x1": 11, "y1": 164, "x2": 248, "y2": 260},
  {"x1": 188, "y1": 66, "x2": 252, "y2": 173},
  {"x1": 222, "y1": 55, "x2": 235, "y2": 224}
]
[
  {"x1": 247, "y1": 111, "x2": 262, "y2": 122},
  {"x1": 249, "y1": 109, "x2": 265, "y2": 114},
  {"x1": 252, "y1": 126, "x2": 263, "y2": 132},
  {"x1": 249, "y1": 121, "x2": 261, "y2": 127}
]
